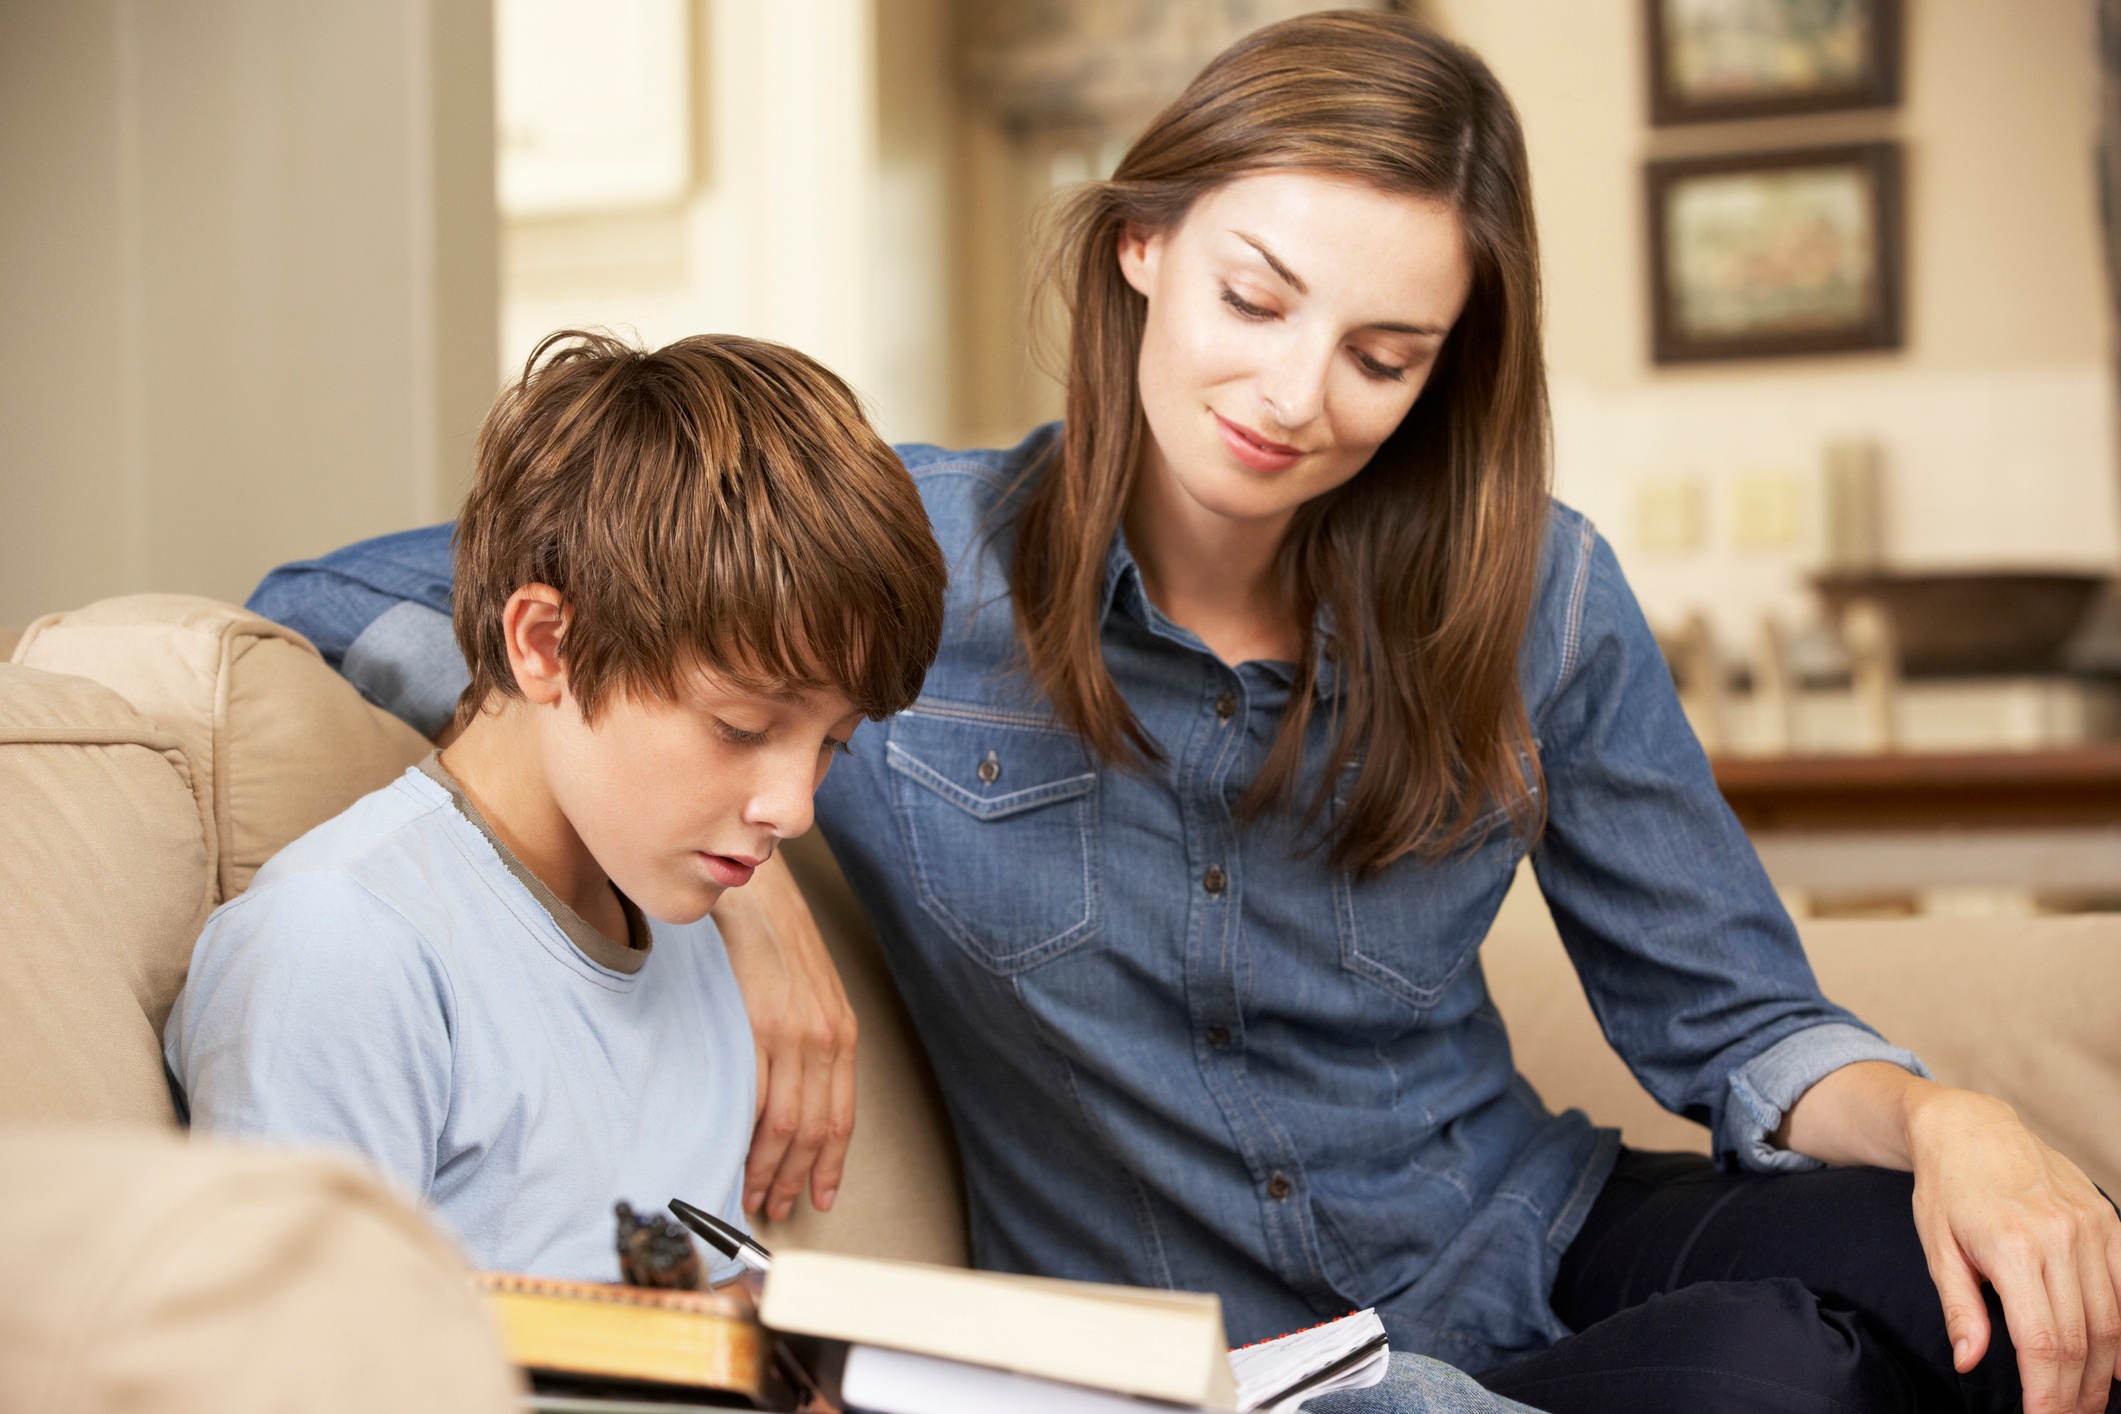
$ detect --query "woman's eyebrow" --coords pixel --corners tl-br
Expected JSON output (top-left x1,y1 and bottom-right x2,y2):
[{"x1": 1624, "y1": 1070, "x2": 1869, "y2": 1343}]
[
  {"x1": 1233, "y1": 230, "x2": 1450, "y2": 337},
  {"x1": 1236, "y1": 231, "x2": 1308, "y2": 294}
]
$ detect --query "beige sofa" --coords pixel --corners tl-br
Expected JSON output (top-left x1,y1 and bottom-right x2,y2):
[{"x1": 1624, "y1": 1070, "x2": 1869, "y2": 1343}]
[{"x1": 3, "y1": 595, "x2": 2117, "y2": 1361}]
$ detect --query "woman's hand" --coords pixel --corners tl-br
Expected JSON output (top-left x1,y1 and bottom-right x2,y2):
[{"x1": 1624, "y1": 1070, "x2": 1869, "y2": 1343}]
[
  {"x1": 1782, "y1": 1061, "x2": 2121, "y2": 1414},
  {"x1": 711, "y1": 851, "x2": 858, "y2": 1222}
]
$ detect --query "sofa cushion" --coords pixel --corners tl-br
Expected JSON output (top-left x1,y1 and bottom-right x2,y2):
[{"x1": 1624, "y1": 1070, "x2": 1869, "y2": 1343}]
[
  {"x1": 1483, "y1": 870, "x2": 2121, "y2": 1196},
  {"x1": 12, "y1": 596, "x2": 431, "y2": 899},
  {"x1": 0, "y1": 665, "x2": 213, "y2": 1125},
  {"x1": 0, "y1": 1124, "x2": 519, "y2": 1413}
]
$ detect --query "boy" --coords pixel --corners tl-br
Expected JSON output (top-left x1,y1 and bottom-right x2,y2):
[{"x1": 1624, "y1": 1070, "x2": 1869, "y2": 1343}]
[{"x1": 166, "y1": 331, "x2": 946, "y2": 1282}]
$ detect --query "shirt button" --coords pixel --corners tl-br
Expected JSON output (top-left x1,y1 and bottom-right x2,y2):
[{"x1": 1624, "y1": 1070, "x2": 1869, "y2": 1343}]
[
  {"x1": 1202, "y1": 866, "x2": 1227, "y2": 897},
  {"x1": 1215, "y1": 693, "x2": 1236, "y2": 723},
  {"x1": 1267, "y1": 1172, "x2": 1292, "y2": 1201},
  {"x1": 1206, "y1": 1025, "x2": 1232, "y2": 1048},
  {"x1": 977, "y1": 750, "x2": 1000, "y2": 784}
]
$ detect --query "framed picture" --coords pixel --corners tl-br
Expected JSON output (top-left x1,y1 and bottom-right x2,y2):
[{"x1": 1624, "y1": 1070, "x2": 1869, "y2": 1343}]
[
  {"x1": 1646, "y1": 0, "x2": 1901, "y2": 125},
  {"x1": 1646, "y1": 143, "x2": 1902, "y2": 363}
]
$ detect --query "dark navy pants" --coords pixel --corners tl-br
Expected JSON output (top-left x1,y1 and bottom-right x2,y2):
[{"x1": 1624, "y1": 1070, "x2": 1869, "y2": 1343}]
[{"x1": 1478, "y1": 1148, "x2": 2105, "y2": 1414}]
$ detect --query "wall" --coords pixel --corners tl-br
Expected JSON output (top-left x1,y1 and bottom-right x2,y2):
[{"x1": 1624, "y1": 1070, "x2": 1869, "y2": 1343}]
[
  {"x1": 0, "y1": 0, "x2": 497, "y2": 628},
  {"x1": 1432, "y1": 0, "x2": 2119, "y2": 644},
  {"x1": 499, "y1": 0, "x2": 961, "y2": 449}
]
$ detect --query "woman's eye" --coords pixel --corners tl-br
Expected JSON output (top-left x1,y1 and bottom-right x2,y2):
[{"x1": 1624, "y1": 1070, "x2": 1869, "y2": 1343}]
[
  {"x1": 1220, "y1": 286, "x2": 1274, "y2": 320},
  {"x1": 1353, "y1": 349, "x2": 1408, "y2": 383},
  {"x1": 715, "y1": 719, "x2": 769, "y2": 746}
]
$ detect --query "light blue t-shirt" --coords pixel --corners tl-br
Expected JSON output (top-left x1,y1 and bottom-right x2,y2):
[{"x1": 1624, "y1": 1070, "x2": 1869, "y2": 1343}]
[{"x1": 166, "y1": 759, "x2": 757, "y2": 1283}]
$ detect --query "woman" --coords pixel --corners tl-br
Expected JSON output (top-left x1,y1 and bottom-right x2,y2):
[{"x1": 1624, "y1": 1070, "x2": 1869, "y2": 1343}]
[{"x1": 255, "y1": 13, "x2": 2119, "y2": 1414}]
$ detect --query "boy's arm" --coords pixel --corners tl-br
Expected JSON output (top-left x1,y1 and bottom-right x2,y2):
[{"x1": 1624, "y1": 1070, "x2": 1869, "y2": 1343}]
[{"x1": 167, "y1": 875, "x2": 453, "y2": 1201}]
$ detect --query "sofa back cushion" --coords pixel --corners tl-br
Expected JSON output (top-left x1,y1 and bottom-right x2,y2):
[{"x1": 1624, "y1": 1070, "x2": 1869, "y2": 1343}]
[
  {"x1": 1483, "y1": 880, "x2": 2121, "y2": 1196},
  {"x1": 0, "y1": 665, "x2": 213, "y2": 1125},
  {"x1": 12, "y1": 596, "x2": 431, "y2": 899}
]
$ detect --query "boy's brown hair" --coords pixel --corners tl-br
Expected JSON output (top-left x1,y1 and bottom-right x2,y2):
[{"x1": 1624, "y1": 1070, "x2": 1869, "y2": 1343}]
[{"x1": 453, "y1": 330, "x2": 946, "y2": 728}]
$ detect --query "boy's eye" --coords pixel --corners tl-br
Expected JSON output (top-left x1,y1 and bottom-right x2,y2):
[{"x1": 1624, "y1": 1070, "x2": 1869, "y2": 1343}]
[
  {"x1": 715, "y1": 718, "x2": 769, "y2": 746},
  {"x1": 1220, "y1": 286, "x2": 1274, "y2": 320}
]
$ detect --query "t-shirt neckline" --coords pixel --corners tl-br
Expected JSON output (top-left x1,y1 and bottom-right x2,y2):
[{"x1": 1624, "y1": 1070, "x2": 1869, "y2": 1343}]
[{"x1": 416, "y1": 751, "x2": 652, "y2": 976}]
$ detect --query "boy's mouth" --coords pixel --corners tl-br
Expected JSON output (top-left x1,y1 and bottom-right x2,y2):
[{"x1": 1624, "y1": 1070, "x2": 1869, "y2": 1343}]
[{"x1": 699, "y1": 852, "x2": 760, "y2": 889}]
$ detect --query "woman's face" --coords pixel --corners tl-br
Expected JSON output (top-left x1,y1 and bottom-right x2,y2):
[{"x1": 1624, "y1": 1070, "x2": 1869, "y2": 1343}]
[{"x1": 1119, "y1": 170, "x2": 1473, "y2": 531}]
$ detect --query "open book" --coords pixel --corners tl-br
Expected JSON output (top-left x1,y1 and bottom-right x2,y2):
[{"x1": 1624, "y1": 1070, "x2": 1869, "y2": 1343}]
[
  {"x1": 1228, "y1": 1309, "x2": 1390, "y2": 1412},
  {"x1": 760, "y1": 1250, "x2": 1389, "y2": 1413}
]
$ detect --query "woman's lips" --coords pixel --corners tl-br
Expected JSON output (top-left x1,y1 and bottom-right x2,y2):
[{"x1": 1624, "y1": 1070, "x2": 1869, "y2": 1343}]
[
  {"x1": 700, "y1": 853, "x2": 758, "y2": 889},
  {"x1": 1212, "y1": 411, "x2": 1305, "y2": 473}
]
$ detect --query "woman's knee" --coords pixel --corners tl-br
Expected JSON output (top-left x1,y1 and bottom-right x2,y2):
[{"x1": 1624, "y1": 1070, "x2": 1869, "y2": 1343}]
[{"x1": 1485, "y1": 1279, "x2": 1933, "y2": 1414}]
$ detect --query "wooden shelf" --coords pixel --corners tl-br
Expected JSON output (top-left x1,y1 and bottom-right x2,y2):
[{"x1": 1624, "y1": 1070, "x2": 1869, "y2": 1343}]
[{"x1": 1713, "y1": 746, "x2": 2121, "y2": 831}]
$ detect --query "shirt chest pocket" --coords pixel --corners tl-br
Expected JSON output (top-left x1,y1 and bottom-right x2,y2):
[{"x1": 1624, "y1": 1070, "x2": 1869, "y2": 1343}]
[
  {"x1": 886, "y1": 709, "x2": 1102, "y2": 975},
  {"x1": 1330, "y1": 767, "x2": 1520, "y2": 1015}
]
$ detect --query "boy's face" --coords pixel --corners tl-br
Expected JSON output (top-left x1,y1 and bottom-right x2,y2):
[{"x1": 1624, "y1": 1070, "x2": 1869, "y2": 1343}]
[{"x1": 540, "y1": 660, "x2": 862, "y2": 927}]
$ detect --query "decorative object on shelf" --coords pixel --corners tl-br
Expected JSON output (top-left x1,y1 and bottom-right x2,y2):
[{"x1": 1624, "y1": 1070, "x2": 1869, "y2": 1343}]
[
  {"x1": 1840, "y1": 597, "x2": 1900, "y2": 752},
  {"x1": 1647, "y1": 142, "x2": 1902, "y2": 363},
  {"x1": 1750, "y1": 616, "x2": 1796, "y2": 754},
  {"x1": 1646, "y1": 0, "x2": 1901, "y2": 126},
  {"x1": 1813, "y1": 571, "x2": 2110, "y2": 678},
  {"x1": 1821, "y1": 437, "x2": 1887, "y2": 572}
]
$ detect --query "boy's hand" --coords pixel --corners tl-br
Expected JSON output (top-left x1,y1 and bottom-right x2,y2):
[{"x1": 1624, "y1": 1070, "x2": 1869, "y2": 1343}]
[{"x1": 713, "y1": 852, "x2": 858, "y2": 1222}]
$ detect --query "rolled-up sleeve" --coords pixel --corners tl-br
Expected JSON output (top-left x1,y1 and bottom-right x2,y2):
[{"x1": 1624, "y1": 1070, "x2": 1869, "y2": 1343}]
[
  {"x1": 1524, "y1": 518, "x2": 1926, "y2": 1171},
  {"x1": 1723, "y1": 1022, "x2": 1930, "y2": 1171}
]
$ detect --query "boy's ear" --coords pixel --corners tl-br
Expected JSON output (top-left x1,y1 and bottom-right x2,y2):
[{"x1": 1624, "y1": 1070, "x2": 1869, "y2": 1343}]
[{"x1": 501, "y1": 584, "x2": 571, "y2": 707}]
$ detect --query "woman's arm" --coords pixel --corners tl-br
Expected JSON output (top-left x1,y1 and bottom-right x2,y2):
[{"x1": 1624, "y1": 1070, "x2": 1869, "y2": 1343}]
[
  {"x1": 1781, "y1": 1062, "x2": 2121, "y2": 1414},
  {"x1": 710, "y1": 851, "x2": 859, "y2": 1221}
]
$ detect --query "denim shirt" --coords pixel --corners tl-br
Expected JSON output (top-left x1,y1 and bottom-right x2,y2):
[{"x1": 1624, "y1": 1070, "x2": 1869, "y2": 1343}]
[{"x1": 249, "y1": 424, "x2": 1923, "y2": 1374}]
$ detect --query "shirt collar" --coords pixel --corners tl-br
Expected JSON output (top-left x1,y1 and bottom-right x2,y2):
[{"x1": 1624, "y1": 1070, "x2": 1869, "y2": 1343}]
[{"x1": 1097, "y1": 529, "x2": 1340, "y2": 701}]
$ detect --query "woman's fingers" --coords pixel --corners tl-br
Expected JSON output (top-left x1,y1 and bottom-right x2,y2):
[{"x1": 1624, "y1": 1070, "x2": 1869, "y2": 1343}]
[
  {"x1": 2034, "y1": 1241, "x2": 2091, "y2": 1414},
  {"x1": 759, "y1": 1019, "x2": 839, "y2": 1221},
  {"x1": 2109, "y1": 1220, "x2": 2121, "y2": 1385},
  {"x1": 1921, "y1": 1224, "x2": 1992, "y2": 1373},
  {"x1": 1994, "y1": 1244, "x2": 2071, "y2": 1414},
  {"x1": 813, "y1": 1013, "x2": 858, "y2": 1213},
  {"x1": 2074, "y1": 1226, "x2": 2121, "y2": 1414}
]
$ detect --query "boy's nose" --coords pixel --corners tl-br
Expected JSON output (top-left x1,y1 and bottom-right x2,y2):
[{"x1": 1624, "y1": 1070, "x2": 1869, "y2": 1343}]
[{"x1": 745, "y1": 759, "x2": 816, "y2": 841}]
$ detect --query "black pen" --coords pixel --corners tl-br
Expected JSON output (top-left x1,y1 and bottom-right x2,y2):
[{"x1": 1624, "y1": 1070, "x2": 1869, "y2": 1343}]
[{"x1": 670, "y1": 1196, "x2": 774, "y2": 1275}]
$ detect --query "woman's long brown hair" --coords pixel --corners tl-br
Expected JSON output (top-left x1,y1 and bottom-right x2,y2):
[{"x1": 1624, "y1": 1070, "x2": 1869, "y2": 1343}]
[{"x1": 1011, "y1": 11, "x2": 1551, "y2": 876}]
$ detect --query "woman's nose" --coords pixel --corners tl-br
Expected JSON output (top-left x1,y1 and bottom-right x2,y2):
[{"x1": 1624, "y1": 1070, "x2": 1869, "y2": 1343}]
[{"x1": 1256, "y1": 338, "x2": 1332, "y2": 431}]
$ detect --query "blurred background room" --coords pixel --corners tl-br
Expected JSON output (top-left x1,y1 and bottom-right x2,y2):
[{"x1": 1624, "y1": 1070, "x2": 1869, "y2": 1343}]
[{"x1": 4, "y1": 0, "x2": 2118, "y2": 921}]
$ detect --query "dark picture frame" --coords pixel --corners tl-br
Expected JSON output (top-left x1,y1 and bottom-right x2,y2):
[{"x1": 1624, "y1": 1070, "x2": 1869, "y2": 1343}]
[
  {"x1": 1647, "y1": 142, "x2": 1903, "y2": 363},
  {"x1": 1646, "y1": 0, "x2": 1902, "y2": 126}
]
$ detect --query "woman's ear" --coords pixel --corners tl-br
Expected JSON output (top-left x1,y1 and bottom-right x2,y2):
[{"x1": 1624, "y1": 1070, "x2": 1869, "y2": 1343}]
[
  {"x1": 501, "y1": 584, "x2": 571, "y2": 707},
  {"x1": 1116, "y1": 221, "x2": 1164, "y2": 298}
]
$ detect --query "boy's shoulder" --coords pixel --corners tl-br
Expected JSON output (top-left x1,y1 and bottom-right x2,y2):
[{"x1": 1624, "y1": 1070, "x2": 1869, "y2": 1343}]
[
  {"x1": 247, "y1": 767, "x2": 458, "y2": 892},
  {"x1": 213, "y1": 768, "x2": 488, "y2": 952}
]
